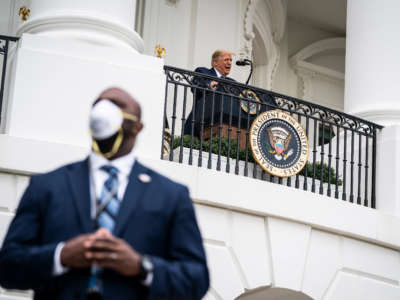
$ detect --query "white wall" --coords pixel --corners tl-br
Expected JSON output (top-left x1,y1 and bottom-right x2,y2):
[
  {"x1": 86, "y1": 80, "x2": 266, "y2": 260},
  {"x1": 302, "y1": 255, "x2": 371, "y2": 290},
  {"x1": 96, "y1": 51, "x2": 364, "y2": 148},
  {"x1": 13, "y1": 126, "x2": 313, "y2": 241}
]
[
  {"x1": 3, "y1": 33, "x2": 164, "y2": 169},
  {"x1": 0, "y1": 0, "x2": 13, "y2": 35},
  {"x1": 308, "y1": 50, "x2": 345, "y2": 73},
  {"x1": 287, "y1": 19, "x2": 339, "y2": 57},
  {"x1": 287, "y1": 19, "x2": 345, "y2": 110},
  {"x1": 142, "y1": 0, "x2": 246, "y2": 73},
  {"x1": 142, "y1": 0, "x2": 195, "y2": 68},
  {"x1": 1, "y1": 158, "x2": 400, "y2": 300},
  {"x1": 272, "y1": 29, "x2": 298, "y2": 97},
  {"x1": 0, "y1": 171, "x2": 31, "y2": 300},
  {"x1": 146, "y1": 158, "x2": 400, "y2": 300},
  {"x1": 0, "y1": 0, "x2": 29, "y2": 36}
]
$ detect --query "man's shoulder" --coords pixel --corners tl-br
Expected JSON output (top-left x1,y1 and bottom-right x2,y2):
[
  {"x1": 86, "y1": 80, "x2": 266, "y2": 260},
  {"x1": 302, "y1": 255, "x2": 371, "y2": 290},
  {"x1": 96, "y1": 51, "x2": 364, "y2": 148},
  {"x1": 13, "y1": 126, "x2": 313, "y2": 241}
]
[
  {"x1": 194, "y1": 67, "x2": 214, "y2": 75},
  {"x1": 30, "y1": 159, "x2": 87, "y2": 182}
]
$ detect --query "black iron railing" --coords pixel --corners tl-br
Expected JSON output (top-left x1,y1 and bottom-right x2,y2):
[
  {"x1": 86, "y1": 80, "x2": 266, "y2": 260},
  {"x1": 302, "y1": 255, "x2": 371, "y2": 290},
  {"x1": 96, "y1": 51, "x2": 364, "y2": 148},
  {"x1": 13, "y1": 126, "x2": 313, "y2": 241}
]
[
  {"x1": 161, "y1": 65, "x2": 383, "y2": 208},
  {"x1": 0, "y1": 35, "x2": 19, "y2": 126}
]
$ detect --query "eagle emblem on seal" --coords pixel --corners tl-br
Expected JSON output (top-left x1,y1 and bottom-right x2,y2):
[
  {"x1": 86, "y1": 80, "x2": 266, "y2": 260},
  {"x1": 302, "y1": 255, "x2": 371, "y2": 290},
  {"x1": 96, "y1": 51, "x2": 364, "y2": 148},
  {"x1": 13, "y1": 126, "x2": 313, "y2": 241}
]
[{"x1": 267, "y1": 127, "x2": 294, "y2": 161}]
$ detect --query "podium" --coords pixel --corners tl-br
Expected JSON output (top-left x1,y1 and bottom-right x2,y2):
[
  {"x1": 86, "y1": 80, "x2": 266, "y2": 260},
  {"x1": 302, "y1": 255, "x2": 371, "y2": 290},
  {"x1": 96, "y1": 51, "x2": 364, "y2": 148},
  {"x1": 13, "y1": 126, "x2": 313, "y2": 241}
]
[
  {"x1": 203, "y1": 124, "x2": 248, "y2": 149},
  {"x1": 193, "y1": 88, "x2": 275, "y2": 149}
]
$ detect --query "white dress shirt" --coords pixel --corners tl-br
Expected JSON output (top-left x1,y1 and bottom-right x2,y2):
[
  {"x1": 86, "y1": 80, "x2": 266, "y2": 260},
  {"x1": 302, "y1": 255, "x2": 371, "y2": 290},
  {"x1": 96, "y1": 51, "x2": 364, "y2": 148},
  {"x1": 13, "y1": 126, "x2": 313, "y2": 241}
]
[
  {"x1": 213, "y1": 68, "x2": 223, "y2": 78},
  {"x1": 53, "y1": 150, "x2": 152, "y2": 285},
  {"x1": 89, "y1": 149, "x2": 136, "y2": 219}
]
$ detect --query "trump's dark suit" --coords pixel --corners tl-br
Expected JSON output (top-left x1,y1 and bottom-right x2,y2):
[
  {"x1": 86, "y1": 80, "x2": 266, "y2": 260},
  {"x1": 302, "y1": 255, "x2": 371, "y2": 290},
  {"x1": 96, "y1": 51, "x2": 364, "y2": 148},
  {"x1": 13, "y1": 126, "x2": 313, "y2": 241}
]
[
  {"x1": 0, "y1": 159, "x2": 209, "y2": 300},
  {"x1": 184, "y1": 67, "x2": 278, "y2": 138},
  {"x1": 184, "y1": 67, "x2": 235, "y2": 137}
]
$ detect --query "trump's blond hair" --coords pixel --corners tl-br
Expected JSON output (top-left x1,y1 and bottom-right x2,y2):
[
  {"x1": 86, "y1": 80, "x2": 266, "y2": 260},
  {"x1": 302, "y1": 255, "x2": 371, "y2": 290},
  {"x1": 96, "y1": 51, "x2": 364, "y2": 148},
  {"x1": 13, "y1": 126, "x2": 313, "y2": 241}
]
[{"x1": 211, "y1": 49, "x2": 234, "y2": 67}]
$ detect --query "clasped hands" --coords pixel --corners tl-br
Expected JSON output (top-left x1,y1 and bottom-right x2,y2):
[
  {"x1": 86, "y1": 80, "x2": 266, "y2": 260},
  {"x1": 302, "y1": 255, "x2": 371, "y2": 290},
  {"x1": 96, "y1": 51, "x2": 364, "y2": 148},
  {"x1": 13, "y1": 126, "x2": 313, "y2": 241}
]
[{"x1": 60, "y1": 228, "x2": 141, "y2": 276}]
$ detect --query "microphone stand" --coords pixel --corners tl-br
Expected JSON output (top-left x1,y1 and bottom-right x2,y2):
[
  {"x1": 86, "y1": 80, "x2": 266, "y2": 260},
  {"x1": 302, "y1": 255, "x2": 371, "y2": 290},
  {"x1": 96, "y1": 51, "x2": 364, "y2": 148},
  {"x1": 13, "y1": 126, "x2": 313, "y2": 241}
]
[{"x1": 244, "y1": 59, "x2": 253, "y2": 85}]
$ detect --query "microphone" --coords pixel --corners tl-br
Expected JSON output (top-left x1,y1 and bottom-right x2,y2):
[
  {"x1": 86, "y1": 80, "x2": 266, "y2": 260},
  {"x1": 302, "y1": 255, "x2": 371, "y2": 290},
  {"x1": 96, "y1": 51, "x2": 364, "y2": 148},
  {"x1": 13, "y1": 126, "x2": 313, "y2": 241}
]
[
  {"x1": 235, "y1": 59, "x2": 253, "y2": 85},
  {"x1": 236, "y1": 59, "x2": 251, "y2": 66}
]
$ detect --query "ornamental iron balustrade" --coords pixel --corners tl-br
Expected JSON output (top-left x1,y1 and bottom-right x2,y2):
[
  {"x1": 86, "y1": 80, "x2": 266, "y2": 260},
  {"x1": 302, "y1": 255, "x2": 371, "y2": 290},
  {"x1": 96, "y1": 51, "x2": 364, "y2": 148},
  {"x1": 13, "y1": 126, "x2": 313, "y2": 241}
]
[
  {"x1": 0, "y1": 35, "x2": 19, "y2": 127},
  {"x1": 162, "y1": 65, "x2": 384, "y2": 208}
]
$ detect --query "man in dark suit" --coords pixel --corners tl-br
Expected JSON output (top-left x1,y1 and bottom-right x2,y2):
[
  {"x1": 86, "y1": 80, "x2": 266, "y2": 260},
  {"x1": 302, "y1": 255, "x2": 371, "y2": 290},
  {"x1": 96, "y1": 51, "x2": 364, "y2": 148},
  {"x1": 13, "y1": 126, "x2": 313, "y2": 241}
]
[
  {"x1": 184, "y1": 50, "x2": 235, "y2": 137},
  {"x1": 0, "y1": 88, "x2": 209, "y2": 300}
]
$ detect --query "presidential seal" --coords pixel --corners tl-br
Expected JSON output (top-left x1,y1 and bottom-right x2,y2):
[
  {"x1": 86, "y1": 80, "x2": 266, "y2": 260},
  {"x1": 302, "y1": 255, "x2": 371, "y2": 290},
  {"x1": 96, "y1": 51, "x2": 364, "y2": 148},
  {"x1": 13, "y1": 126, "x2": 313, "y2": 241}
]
[{"x1": 250, "y1": 110, "x2": 309, "y2": 177}]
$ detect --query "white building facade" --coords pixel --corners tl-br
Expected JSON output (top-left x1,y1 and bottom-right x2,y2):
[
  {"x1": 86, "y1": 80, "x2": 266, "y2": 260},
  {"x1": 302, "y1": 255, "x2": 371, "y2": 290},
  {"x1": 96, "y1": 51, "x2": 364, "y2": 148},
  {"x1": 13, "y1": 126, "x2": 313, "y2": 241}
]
[{"x1": 0, "y1": 1, "x2": 399, "y2": 299}]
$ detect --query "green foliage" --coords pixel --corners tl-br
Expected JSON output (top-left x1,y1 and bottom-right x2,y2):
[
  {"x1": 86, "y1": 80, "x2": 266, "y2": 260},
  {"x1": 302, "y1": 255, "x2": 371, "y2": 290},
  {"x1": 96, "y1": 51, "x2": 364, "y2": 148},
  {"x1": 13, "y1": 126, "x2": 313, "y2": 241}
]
[
  {"x1": 299, "y1": 162, "x2": 343, "y2": 186},
  {"x1": 173, "y1": 135, "x2": 255, "y2": 163},
  {"x1": 173, "y1": 135, "x2": 342, "y2": 185}
]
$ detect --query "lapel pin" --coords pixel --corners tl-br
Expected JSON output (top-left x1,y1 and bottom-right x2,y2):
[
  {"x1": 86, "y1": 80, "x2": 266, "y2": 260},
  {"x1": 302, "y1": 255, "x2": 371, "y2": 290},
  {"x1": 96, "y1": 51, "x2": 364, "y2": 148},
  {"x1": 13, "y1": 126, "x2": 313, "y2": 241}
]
[{"x1": 138, "y1": 173, "x2": 152, "y2": 183}]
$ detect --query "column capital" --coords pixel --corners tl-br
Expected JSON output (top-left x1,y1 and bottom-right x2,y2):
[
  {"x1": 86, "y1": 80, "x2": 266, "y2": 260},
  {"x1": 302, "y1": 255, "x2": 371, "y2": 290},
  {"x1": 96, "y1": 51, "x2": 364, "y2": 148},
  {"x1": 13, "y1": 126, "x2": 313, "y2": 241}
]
[{"x1": 16, "y1": 0, "x2": 143, "y2": 52}]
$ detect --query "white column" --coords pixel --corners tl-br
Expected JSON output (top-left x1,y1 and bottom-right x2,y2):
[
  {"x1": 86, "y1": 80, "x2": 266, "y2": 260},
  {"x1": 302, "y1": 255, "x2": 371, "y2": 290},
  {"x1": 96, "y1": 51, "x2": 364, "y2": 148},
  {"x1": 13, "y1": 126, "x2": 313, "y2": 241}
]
[
  {"x1": 345, "y1": 0, "x2": 400, "y2": 125},
  {"x1": 345, "y1": 0, "x2": 400, "y2": 216},
  {"x1": 16, "y1": 0, "x2": 143, "y2": 52},
  {"x1": 1, "y1": 0, "x2": 164, "y2": 174}
]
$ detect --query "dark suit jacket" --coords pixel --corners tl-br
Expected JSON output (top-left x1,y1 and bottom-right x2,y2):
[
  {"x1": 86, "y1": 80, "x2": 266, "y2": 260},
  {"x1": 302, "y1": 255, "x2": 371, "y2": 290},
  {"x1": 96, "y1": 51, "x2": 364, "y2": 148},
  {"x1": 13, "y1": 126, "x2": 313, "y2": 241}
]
[
  {"x1": 184, "y1": 67, "x2": 278, "y2": 138},
  {"x1": 184, "y1": 67, "x2": 236, "y2": 137},
  {"x1": 0, "y1": 159, "x2": 209, "y2": 300}
]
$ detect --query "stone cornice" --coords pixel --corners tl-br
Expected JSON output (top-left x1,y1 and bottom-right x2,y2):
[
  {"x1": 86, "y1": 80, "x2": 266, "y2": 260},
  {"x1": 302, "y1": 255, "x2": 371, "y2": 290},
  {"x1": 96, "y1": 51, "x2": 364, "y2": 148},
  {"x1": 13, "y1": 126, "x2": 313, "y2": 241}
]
[
  {"x1": 17, "y1": 14, "x2": 144, "y2": 52},
  {"x1": 293, "y1": 61, "x2": 344, "y2": 83},
  {"x1": 290, "y1": 37, "x2": 345, "y2": 63}
]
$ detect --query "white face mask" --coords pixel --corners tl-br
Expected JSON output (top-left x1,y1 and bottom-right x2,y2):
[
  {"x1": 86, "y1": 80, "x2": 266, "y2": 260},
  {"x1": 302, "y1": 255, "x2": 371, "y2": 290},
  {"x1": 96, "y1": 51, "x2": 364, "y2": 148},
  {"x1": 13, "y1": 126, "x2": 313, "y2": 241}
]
[
  {"x1": 90, "y1": 99, "x2": 123, "y2": 140},
  {"x1": 89, "y1": 99, "x2": 140, "y2": 159}
]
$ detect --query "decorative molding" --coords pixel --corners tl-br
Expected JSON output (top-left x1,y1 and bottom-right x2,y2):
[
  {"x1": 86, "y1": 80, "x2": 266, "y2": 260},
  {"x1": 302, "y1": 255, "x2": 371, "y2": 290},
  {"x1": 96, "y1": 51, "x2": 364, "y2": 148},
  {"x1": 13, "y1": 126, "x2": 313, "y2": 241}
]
[
  {"x1": 240, "y1": 0, "x2": 286, "y2": 90},
  {"x1": 134, "y1": 0, "x2": 146, "y2": 37},
  {"x1": 295, "y1": 61, "x2": 345, "y2": 83},
  {"x1": 252, "y1": 2, "x2": 279, "y2": 90},
  {"x1": 16, "y1": 14, "x2": 144, "y2": 52},
  {"x1": 290, "y1": 37, "x2": 345, "y2": 64},
  {"x1": 265, "y1": 0, "x2": 287, "y2": 43},
  {"x1": 297, "y1": 72, "x2": 313, "y2": 102},
  {"x1": 291, "y1": 38, "x2": 345, "y2": 99},
  {"x1": 154, "y1": 44, "x2": 166, "y2": 58},
  {"x1": 18, "y1": 6, "x2": 30, "y2": 22},
  {"x1": 243, "y1": 0, "x2": 286, "y2": 50},
  {"x1": 241, "y1": 0, "x2": 256, "y2": 60},
  {"x1": 352, "y1": 109, "x2": 400, "y2": 126}
]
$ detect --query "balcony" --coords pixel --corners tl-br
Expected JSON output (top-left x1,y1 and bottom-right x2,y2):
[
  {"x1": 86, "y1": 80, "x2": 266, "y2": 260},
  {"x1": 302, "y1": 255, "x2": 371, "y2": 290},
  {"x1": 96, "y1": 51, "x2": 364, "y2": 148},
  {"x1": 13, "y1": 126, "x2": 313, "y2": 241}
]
[
  {"x1": 0, "y1": 36, "x2": 384, "y2": 210},
  {"x1": 161, "y1": 65, "x2": 383, "y2": 208}
]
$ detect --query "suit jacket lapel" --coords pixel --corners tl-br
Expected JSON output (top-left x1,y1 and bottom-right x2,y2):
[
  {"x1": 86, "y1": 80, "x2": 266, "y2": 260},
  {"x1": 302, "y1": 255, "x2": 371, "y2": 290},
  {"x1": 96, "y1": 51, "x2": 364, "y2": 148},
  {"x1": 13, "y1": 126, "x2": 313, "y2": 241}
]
[
  {"x1": 210, "y1": 68, "x2": 217, "y2": 77},
  {"x1": 114, "y1": 161, "x2": 149, "y2": 236},
  {"x1": 66, "y1": 159, "x2": 92, "y2": 233}
]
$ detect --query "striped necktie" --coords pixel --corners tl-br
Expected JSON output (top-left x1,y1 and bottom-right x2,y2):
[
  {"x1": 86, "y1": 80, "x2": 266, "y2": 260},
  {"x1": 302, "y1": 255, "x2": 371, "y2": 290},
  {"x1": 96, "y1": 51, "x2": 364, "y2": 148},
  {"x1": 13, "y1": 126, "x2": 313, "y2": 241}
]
[
  {"x1": 87, "y1": 165, "x2": 119, "y2": 298},
  {"x1": 97, "y1": 165, "x2": 119, "y2": 232}
]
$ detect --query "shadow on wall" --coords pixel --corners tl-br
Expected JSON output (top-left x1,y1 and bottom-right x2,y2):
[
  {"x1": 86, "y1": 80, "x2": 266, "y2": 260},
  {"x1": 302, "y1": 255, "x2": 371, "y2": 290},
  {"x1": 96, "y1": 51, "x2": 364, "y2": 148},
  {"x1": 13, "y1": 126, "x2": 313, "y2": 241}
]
[{"x1": 236, "y1": 286, "x2": 313, "y2": 300}]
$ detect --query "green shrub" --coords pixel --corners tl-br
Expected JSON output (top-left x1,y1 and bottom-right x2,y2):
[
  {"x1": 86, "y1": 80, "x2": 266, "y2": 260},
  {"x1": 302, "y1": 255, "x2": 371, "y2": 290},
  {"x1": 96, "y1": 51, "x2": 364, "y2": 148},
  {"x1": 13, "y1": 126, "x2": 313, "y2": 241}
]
[
  {"x1": 298, "y1": 162, "x2": 343, "y2": 186},
  {"x1": 172, "y1": 135, "x2": 342, "y2": 185},
  {"x1": 173, "y1": 135, "x2": 256, "y2": 163}
]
